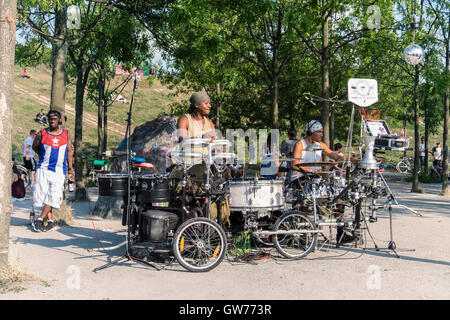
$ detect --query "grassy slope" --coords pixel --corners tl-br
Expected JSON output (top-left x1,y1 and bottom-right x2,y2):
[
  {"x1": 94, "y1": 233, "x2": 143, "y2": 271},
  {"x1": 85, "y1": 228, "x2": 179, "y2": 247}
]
[{"x1": 12, "y1": 64, "x2": 186, "y2": 161}]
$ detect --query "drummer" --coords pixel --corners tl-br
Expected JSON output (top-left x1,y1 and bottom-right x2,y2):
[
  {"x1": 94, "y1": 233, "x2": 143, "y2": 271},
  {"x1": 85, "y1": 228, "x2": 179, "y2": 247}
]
[
  {"x1": 290, "y1": 120, "x2": 344, "y2": 183},
  {"x1": 177, "y1": 91, "x2": 216, "y2": 143}
]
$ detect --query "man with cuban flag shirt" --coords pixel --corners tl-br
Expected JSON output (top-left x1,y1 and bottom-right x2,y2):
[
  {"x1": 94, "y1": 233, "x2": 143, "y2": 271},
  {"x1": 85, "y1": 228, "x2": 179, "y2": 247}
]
[{"x1": 32, "y1": 110, "x2": 74, "y2": 232}]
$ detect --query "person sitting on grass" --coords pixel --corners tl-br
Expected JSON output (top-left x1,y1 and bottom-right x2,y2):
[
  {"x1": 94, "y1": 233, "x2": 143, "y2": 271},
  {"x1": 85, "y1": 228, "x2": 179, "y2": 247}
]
[
  {"x1": 35, "y1": 109, "x2": 48, "y2": 125},
  {"x1": 21, "y1": 68, "x2": 31, "y2": 79},
  {"x1": 430, "y1": 159, "x2": 442, "y2": 177}
]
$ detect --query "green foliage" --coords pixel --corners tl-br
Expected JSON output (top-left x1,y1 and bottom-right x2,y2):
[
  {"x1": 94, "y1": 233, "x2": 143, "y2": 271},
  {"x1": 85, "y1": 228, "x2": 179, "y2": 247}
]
[
  {"x1": 404, "y1": 171, "x2": 443, "y2": 183},
  {"x1": 15, "y1": 40, "x2": 52, "y2": 67},
  {"x1": 16, "y1": 0, "x2": 450, "y2": 159}
]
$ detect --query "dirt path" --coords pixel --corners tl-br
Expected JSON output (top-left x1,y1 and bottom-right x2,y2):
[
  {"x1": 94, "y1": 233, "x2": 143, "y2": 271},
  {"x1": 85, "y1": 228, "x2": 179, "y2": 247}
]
[
  {"x1": 2, "y1": 179, "x2": 450, "y2": 300},
  {"x1": 14, "y1": 83, "x2": 126, "y2": 136}
]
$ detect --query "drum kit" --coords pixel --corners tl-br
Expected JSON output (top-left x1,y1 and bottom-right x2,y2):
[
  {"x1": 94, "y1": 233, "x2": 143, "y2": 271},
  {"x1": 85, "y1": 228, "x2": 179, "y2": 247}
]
[{"x1": 93, "y1": 136, "x2": 418, "y2": 272}]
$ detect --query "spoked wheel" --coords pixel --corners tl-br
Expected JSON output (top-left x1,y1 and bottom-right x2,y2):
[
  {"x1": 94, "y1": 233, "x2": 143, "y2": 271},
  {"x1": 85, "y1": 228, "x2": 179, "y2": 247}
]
[
  {"x1": 272, "y1": 211, "x2": 317, "y2": 259},
  {"x1": 396, "y1": 161, "x2": 409, "y2": 173},
  {"x1": 16, "y1": 165, "x2": 30, "y2": 188},
  {"x1": 172, "y1": 217, "x2": 227, "y2": 272}
]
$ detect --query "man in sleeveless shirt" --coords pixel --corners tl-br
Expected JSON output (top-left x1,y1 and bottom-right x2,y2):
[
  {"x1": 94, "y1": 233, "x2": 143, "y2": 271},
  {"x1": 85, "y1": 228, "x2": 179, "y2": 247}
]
[
  {"x1": 290, "y1": 120, "x2": 343, "y2": 182},
  {"x1": 291, "y1": 120, "x2": 355, "y2": 243},
  {"x1": 32, "y1": 110, "x2": 74, "y2": 232}
]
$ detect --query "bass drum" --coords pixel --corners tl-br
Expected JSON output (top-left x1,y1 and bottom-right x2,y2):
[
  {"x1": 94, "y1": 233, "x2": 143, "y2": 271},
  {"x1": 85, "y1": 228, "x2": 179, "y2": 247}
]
[
  {"x1": 229, "y1": 179, "x2": 285, "y2": 211},
  {"x1": 97, "y1": 174, "x2": 129, "y2": 197}
]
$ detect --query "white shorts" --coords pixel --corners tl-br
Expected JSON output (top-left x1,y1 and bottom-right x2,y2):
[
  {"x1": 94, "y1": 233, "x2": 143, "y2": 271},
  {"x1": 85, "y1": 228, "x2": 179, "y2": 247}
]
[{"x1": 33, "y1": 168, "x2": 65, "y2": 209}]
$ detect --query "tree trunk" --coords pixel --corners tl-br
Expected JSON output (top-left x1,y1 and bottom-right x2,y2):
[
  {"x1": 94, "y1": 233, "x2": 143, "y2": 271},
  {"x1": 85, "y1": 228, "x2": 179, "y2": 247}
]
[
  {"x1": 97, "y1": 74, "x2": 104, "y2": 158},
  {"x1": 104, "y1": 103, "x2": 108, "y2": 153},
  {"x1": 424, "y1": 101, "x2": 429, "y2": 174},
  {"x1": 330, "y1": 103, "x2": 335, "y2": 149},
  {"x1": 0, "y1": 0, "x2": 16, "y2": 271},
  {"x1": 271, "y1": 75, "x2": 279, "y2": 129},
  {"x1": 329, "y1": 68, "x2": 335, "y2": 148},
  {"x1": 74, "y1": 63, "x2": 87, "y2": 201},
  {"x1": 411, "y1": 64, "x2": 421, "y2": 193},
  {"x1": 215, "y1": 82, "x2": 221, "y2": 128},
  {"x1": 321, "y1": 3, "x2": 330, "y2": 147},
  {"x1": 441, "y1": 18, "x2": 449, "y2": 196},
  {"x1": 50, "y1": 7, "x2": 68, "y2": 119}
]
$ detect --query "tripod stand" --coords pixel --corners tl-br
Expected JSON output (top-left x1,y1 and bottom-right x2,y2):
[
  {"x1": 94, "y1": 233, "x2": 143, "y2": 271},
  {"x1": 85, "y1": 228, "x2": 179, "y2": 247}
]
[
  {"x1": 362, "y1": 169, "x2": 416, "y2": 258},
  {"x1": 91, "y1": 70, "x2": 160, "y2": 272}
]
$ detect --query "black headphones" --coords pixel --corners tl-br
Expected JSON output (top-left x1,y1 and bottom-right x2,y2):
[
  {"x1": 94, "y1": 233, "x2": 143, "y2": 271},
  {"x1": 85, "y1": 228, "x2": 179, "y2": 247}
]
[{"x1": 306, "y1": 120, "x2": 320, "y2": 137}]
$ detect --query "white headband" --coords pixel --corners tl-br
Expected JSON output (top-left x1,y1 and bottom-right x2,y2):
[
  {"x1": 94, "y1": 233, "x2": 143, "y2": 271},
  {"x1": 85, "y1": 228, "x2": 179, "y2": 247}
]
[{"x1": 306, "y1": 120, "x2": 323, "y2": 135}]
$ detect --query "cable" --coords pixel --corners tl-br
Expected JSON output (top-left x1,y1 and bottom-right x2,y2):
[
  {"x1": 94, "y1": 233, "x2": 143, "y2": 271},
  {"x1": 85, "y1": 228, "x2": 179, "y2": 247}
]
[
  {"x1": 86, "y1": 188, "x2": 167, "y2": 271},
  {"x1": 86, "y1": 188, "x2": 116, "y2": 259}
]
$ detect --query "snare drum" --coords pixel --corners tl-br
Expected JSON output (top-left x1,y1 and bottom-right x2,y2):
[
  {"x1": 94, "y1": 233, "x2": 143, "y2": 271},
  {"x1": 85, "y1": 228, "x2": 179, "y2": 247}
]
[
  {"x1": 136, "y1": 175, "x2": 172, "y2": 206},
  {"x1": 97, "y1": 174, "x2": 129, "y2": 197},
  {"x1": 230, "y1": 179, "x2": 285, "y2": 211}
]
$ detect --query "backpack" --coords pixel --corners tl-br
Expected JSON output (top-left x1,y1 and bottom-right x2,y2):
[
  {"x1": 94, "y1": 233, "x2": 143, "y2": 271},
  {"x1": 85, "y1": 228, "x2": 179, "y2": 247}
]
[{"x1": 12, "y1": 178, "x2": 26, "y2": 199}]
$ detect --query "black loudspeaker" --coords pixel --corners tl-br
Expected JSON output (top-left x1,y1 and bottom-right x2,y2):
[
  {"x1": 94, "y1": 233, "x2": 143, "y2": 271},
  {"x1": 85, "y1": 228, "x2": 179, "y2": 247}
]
[{"x1": 140, "y1": 210, "x2": 179, "y2": 242}]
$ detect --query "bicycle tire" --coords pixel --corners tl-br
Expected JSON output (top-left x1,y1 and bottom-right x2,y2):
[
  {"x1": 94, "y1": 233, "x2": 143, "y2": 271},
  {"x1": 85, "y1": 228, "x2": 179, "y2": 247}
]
[
  {"x1": 15, "y1": 164, "x2": 31, "y2": 188},
  {"x1": 272, "y1": 211, "x2": 317, "y2": 259},
  {"x1": 396, "y1": 161, "x2": 409, "y2": 173},
  {"x1": 172, "y1": 217, "x2": 227, "y2": 272}
]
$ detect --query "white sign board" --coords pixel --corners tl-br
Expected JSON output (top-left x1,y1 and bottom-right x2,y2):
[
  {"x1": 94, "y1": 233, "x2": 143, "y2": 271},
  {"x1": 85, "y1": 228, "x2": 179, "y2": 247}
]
[{"x1": 348, "y1": 78, "x2": 378, "y2": 107}]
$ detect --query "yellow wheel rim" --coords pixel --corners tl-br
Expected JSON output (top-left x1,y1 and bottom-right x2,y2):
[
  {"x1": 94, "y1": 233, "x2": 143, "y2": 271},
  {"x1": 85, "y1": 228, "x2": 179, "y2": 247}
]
[
  {"x1": 180, "y1": 237, "x2": 185, "y2": 252},
  {"x1": 212, "y1": 245, "x2": 221, "y2": 259}
]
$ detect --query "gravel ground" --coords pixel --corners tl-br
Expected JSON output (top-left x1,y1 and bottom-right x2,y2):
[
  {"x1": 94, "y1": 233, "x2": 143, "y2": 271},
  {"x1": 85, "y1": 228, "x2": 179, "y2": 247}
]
[{"x1": 2, "y1": 177, "x2": 450, "y2": 301}]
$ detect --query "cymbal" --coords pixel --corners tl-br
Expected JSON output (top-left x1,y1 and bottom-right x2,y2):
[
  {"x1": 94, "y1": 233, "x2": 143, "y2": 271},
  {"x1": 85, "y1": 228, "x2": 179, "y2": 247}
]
[
  {"x1": 315, "y1": 171, "x2": 335, "y2": 176},
  {"x1": 332, "y1": 158, "x2": 361, "y2": 164},
  {"x1": 277, "y1": 157, "x2": 304, "y2": 161},
  {"x1": 296, "y1": 162, "x2": 339, "y2": 167},
  {"x1": 304, "y1": 147, "x2": 324, "y2": 151},
  {"x1": 263, "y1": 157, "x2": 305, "y2": 162}
]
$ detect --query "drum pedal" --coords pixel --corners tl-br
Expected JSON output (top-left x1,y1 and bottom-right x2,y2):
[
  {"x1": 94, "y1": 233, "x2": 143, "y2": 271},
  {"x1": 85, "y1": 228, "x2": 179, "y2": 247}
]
[{"x1": 369, "y1": 216, "x2": 378, "y2": 223}]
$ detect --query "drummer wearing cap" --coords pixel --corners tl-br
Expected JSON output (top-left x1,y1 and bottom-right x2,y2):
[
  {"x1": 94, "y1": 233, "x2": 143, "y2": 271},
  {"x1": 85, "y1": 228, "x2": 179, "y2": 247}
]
[
  {"x1": 290, "y1": 120, "x2": 344, "y2": 182},
  {"x1": 177, "y1": 91, "x2": 216, "y2": 143}
]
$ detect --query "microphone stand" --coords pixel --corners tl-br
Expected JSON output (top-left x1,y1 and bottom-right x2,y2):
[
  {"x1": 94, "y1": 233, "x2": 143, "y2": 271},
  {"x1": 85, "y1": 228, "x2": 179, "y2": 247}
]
[
  {"x1": 362, "y1": 168, "x2": 417, "y2": 258},
  {"x1": 93, "y1": 70, "x2": 160, "y2": 272}
]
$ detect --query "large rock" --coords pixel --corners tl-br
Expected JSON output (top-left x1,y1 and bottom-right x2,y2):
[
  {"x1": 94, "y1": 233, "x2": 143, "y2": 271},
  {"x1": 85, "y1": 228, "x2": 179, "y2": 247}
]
[
  {"x1": 94, "y1": 114, "x2": 178, "y2": 219},
  {"x1": 110, "y1": 114, "x2": 178, "y2": 174},
  {"x1": 94, "y1": 196, "x2": 124, "y2": 219}
]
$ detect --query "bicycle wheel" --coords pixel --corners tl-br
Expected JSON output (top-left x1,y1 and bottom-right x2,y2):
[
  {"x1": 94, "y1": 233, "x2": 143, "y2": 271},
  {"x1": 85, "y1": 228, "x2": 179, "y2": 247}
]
[
  {"x1": 172, "y1": 217, "x2": 227, "y2": 272},
  {"x1": 16, "y1": 165, "x2": 30, "y2": 188},
  {"x1": 396, "y1": 161, "x2": 409, "y2": 173},
  {"x1": 272, "y1": 211, "x2": 317, "y2": 259}
]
